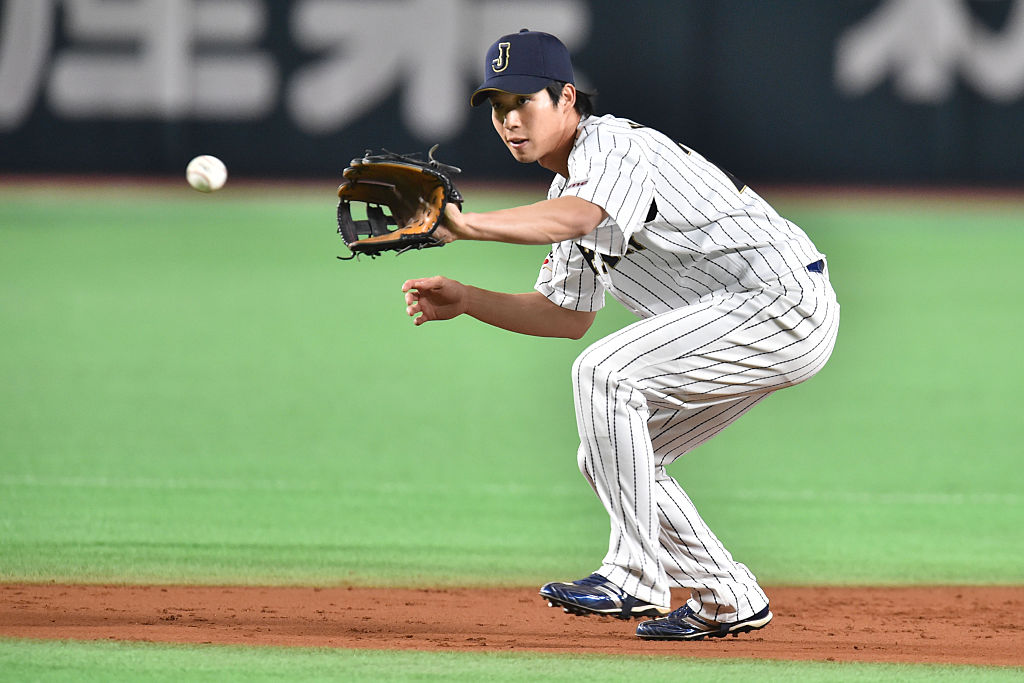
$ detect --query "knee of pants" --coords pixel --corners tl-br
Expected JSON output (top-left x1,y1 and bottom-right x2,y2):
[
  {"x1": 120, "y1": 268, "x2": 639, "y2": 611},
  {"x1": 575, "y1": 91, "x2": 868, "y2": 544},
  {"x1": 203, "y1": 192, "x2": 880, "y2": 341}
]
[
  {"x1": 571, "y1": 350, "x2": 618, "y2": 405},
  {"x1": 571, "y1": 350, "x2": 648, "y2": 415},
  {"x1": 576, "y1": 443, "x2": 595, "y2": 483}
]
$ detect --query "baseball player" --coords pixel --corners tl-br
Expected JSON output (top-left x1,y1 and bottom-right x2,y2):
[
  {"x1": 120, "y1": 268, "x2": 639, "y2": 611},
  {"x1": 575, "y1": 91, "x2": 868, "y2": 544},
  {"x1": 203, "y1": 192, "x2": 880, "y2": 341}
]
[{"x1": 402, "y1": 30, "x2": 839, "y2": 640}]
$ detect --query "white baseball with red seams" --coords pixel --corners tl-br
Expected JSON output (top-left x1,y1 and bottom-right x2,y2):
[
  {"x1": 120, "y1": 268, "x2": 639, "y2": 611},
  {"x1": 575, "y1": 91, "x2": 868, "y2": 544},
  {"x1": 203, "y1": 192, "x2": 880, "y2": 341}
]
[
  {"x1": 186, "y1": 155, "x2": 228, "y2": 193},
  {"x1": 536, "y1": 113, "x2": 840, "y2": 624}
]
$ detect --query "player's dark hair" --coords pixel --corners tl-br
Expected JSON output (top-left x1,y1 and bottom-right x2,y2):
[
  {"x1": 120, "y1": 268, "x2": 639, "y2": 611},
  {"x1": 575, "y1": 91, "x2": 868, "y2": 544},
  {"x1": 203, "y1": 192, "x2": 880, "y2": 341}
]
[{"x1": 546, "y1": 81, "x2": 595, "y2": 117}]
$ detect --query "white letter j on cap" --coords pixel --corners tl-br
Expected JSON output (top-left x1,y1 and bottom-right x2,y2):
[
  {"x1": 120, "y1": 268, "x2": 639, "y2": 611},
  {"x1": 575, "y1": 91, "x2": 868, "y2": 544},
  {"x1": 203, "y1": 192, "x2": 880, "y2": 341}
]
[{"x1": 491, "y1": 42, "x2": 510, "y2": 72}]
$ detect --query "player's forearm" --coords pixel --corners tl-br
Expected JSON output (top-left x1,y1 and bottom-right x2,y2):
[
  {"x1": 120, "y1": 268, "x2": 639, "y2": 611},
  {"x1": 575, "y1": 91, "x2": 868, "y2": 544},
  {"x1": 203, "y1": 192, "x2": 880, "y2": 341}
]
[
  {"x1": 455, "y1": 197, "x2": 606, "y2": 245},
  {"x1": 464, "y1": 288, "x2": 595, "y2": 339}
]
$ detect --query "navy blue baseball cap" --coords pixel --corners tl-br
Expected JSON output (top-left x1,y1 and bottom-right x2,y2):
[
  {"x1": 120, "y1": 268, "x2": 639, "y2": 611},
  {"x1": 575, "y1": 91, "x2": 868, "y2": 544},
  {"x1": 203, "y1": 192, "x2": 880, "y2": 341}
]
[{"x1": 470, "y1": 29, "x2": 575, "y2": 106}]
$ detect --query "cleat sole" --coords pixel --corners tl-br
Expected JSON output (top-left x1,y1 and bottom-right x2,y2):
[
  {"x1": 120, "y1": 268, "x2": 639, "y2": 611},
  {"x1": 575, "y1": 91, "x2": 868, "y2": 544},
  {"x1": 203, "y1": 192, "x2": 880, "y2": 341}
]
[{"x1": 636, "y1": 610, "x2": 773, "y2": 641}]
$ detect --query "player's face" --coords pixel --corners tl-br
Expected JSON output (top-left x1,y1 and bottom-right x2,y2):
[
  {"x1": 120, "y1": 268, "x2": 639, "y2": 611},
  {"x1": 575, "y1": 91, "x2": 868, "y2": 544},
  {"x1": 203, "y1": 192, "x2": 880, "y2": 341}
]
[{"x1": 490, "y1": 89, "x2": 573, "y2": 170}]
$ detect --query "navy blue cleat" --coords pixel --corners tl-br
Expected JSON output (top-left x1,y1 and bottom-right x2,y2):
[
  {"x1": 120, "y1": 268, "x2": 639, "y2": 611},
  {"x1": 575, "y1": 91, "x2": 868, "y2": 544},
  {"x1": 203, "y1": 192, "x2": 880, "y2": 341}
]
[
  {"x1": 539, "y1": 574, "x2": 670, "y2": 620},
  {"x1": 635, "y1": 603, "x2": 773, "y2": 640}
]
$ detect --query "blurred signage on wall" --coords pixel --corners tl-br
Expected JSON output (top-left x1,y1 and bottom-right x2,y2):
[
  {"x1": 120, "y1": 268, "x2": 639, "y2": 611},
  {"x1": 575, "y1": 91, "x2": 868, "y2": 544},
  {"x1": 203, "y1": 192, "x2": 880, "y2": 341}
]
[
  {"x1": 1, "y1": 0, "x2": 1021, "y2": 183},
  {"x1": 0, "y1": 0, "x2": 588, "y2": 138}
]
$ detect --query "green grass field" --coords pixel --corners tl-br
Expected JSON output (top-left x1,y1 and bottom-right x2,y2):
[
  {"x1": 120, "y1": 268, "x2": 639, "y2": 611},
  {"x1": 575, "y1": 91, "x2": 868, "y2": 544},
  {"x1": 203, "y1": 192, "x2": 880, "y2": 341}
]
[
  {"x1": 2, "y1": 638, "x2": 1022, "y2": 683},
  {"x1": 1, "y1": 183, "x2": 1022, "y2": 679}
]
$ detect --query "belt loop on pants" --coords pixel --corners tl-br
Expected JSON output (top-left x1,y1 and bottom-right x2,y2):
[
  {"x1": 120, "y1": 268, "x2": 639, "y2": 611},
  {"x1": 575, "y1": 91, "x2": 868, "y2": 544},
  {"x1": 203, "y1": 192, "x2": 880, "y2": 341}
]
[{"x1": 806, "y1": 259, "x2": 825, "y2": 274}]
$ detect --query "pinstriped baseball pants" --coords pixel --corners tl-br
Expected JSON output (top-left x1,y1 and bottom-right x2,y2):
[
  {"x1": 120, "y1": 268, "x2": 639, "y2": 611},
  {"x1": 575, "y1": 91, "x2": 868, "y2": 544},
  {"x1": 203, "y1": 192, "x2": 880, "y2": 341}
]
[{"x1": 572, "y1": 269, "x2": 839, "y2": 622}]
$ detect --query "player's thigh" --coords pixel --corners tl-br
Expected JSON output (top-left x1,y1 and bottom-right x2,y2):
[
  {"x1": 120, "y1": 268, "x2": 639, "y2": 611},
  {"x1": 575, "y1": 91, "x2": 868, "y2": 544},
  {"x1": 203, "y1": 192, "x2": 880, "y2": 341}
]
[{"x1": 574, "y1": 287, "x2": 836, "y2": 408}]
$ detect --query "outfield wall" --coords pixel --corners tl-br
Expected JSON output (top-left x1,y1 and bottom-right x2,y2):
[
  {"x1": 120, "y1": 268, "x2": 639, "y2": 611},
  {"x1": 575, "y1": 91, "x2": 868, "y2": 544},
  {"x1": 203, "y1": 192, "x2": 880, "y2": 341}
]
[{"x1": 2, "y1": 0, "x2": 1023, "y2": 184}]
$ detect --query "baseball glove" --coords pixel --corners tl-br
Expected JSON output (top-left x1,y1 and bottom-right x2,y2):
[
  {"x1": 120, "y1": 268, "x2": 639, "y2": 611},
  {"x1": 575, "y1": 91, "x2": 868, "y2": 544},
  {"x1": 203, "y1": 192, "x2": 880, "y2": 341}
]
[{"x1": 337, "y1": 144, "x2": 463, "y2": 259}]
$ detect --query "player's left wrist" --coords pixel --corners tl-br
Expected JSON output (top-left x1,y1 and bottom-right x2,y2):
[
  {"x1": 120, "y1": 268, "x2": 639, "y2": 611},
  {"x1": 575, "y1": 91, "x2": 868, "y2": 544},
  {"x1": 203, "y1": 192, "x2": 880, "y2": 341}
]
[{"x1": 449, "y1": 210, "x2": 484, "y2": 241}]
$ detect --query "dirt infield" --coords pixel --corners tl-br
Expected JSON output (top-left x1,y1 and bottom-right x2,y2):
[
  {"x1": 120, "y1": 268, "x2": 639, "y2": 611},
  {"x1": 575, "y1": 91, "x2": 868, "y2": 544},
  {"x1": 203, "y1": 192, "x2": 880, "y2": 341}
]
[{"x1": 1, "y1": 584, "x2": 1022, "y2": 667}]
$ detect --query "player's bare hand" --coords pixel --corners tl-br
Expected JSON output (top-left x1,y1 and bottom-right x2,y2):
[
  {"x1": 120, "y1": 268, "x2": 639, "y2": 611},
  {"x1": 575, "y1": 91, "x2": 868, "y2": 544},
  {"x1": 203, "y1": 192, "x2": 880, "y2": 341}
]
[{"x1": 401, "y1": 276, "x2": 468, "y2": 325}]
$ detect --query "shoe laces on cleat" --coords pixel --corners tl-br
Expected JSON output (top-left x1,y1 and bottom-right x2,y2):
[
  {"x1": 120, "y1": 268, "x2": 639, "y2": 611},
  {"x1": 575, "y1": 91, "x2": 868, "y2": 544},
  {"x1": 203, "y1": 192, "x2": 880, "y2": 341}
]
[{"x1": 573, "y1": 574, "x2": 610, "y2": 587}]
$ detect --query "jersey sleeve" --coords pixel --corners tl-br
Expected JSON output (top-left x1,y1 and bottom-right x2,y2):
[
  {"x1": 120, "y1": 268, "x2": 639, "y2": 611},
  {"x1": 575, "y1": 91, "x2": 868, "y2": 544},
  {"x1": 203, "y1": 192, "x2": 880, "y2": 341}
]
[
  {"x1": 560, "y1": 129, "x2": 654, "y2": 246},
  {"x1": 535, "y1": 241, "x2": 606, "y2": 312}
]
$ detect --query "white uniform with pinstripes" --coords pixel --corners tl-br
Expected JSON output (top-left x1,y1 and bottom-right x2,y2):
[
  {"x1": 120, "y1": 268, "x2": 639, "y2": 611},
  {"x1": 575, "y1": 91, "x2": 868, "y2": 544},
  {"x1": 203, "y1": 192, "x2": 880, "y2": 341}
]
[{"x1": 535, "y1": 114, "x2": 840, "y2": 623}]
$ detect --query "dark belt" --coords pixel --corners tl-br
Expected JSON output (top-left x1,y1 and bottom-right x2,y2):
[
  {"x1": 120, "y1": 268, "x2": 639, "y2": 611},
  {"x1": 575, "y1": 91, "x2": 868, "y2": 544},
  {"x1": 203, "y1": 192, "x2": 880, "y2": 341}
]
[{"x1": 806, "y1": 259, "x2": 825, "y2": 273}]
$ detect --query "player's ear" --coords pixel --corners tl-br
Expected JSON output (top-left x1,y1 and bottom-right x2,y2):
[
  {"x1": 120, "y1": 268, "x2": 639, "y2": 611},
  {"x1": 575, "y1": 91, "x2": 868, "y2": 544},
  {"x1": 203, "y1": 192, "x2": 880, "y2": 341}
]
[{"x1": 561, "y1": 83, "x2": 577, "y2": 112}]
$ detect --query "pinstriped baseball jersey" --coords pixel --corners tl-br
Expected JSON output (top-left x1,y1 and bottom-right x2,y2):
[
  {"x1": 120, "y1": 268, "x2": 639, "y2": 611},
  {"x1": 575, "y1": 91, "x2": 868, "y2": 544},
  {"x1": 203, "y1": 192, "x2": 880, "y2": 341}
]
[
  {"x1": 532, "y1": 113, "x2": 840, "y2": 622},
  {"x1": 536, "y1": 114, "x2": 825, "y2": 317}
]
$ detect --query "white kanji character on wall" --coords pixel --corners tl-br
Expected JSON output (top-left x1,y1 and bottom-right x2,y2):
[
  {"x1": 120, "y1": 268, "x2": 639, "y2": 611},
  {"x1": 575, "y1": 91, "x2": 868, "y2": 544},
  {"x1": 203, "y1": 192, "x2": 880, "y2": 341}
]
[
  {"x1": 0, "y1": 0, "x2": 55, "y2": 130},
  {"x1": 48, "y1": 0, "x2": 277, "y2": 119},
  {"x1": 836, "y1": 0, "x2": 1024, "y2": 103}
]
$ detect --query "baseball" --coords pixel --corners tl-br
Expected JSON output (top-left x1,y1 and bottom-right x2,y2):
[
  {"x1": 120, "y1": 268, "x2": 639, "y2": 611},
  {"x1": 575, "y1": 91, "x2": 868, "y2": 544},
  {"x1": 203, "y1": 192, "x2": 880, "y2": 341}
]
[{"x1": 186, "y1": 155, "x2": 228, "y2": 192}]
